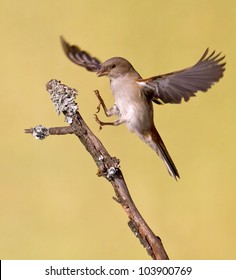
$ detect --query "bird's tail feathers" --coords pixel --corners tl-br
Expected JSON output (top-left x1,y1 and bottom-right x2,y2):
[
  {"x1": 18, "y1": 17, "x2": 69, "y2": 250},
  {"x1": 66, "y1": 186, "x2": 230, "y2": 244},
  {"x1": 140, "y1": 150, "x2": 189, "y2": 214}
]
[{"x1": 140, "y1": 127, "x2": 180, "y2": 180}]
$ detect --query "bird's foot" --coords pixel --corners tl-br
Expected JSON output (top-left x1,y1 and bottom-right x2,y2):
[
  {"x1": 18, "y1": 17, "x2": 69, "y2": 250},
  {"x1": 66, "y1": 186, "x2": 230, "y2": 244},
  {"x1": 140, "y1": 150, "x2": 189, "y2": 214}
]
[
  {"x1": 94, "y1": 114, "x2": 117, "y2": 130},
  {"x1": 94, "y1": 90, "x2": 108, "y2": 115}
]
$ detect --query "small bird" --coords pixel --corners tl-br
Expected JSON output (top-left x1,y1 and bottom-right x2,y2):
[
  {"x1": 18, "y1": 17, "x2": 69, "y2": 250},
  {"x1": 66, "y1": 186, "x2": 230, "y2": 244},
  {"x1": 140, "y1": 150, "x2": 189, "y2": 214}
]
[{"x1": 60, "y1": 37, "x2": 225, "y2": 179}]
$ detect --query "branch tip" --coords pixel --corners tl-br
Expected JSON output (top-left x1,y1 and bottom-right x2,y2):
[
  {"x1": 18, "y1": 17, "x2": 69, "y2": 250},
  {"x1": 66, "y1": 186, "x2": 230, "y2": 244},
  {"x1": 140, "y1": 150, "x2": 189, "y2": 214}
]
[
  {"x1": 25, "y1": 125, "x2": 50, "y2": 140},
  {"x1": 46, "y1": 79, "x2": 78, "y2": 124}
]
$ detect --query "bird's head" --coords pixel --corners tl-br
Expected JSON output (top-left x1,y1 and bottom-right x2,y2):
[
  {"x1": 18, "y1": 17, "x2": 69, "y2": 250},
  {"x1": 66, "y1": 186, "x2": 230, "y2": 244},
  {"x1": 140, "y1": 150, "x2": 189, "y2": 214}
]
[{"x1": 97, "y1": 57, "x2": 135, "y2": 79}]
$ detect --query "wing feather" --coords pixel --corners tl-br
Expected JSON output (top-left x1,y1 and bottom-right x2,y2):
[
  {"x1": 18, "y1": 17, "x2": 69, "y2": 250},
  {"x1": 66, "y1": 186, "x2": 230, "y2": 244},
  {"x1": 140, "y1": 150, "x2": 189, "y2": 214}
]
[
  {"x1": 60, "y1": 36, "x2": 101, "y2": 72},
  {"x1": 137, "y1": 49, "x2": 226, "y2": 104}
]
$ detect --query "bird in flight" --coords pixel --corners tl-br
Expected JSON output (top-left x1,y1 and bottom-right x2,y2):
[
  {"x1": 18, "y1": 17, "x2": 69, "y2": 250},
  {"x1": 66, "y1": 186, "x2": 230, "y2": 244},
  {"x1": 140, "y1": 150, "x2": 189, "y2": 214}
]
[{"x1": 60, "y1": 36, "x2": 225, "y2": 180}]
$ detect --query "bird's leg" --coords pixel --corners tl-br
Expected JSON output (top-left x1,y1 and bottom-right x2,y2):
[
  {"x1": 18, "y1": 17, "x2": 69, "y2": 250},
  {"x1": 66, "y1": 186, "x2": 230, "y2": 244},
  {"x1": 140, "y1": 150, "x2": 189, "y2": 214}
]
[
  {"x1": 94, "y1": 114, "x2": 124, "y2": 130},
  {"x1": 94, "y1": 105, "x2": 125, "y2": 128},
  {"x1": 94, "y1": 90, "x2": 123, "y2": 129},
  {"x1": 94, "y1": 90, "x2": 109, "y2": 116}
]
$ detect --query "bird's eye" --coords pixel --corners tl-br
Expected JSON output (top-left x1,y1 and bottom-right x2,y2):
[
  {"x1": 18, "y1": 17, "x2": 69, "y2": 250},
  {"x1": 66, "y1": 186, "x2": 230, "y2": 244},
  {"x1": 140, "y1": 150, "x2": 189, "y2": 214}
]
[{"x1": 111, "y1": 64, "x2": 116, "y2": 69}]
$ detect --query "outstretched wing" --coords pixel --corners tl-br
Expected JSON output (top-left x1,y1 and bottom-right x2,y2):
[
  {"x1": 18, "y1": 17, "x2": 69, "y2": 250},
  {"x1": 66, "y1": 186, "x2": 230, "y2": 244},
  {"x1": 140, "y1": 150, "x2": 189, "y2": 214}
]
[
  {"x1": 60, "y1": 36, "x2": 101, "y2": 72},
  {"x1": 137, "y1": 49, "x2": 226, "y2": 104}
]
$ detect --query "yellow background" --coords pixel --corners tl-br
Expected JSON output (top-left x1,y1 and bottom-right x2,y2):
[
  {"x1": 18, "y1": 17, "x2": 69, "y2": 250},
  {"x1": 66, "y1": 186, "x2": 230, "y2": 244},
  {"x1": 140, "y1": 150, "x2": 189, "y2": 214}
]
[{"x1": 0, "y1": 0, "x2": 235, "y2": 259}]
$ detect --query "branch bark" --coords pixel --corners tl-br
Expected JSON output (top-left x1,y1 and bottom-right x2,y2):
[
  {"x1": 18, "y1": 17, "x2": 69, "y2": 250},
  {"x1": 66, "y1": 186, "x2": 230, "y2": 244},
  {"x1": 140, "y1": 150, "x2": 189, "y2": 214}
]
[{"x1": 25, "y1": 79, "x2": 169, "y2": 260}]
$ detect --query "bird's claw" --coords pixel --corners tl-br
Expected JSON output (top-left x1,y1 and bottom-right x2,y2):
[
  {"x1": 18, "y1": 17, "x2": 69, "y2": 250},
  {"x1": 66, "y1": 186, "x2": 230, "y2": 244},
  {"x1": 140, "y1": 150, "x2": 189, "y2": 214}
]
[{"x1": 96, "y1": 102, "x2": 101, "y2": 114}]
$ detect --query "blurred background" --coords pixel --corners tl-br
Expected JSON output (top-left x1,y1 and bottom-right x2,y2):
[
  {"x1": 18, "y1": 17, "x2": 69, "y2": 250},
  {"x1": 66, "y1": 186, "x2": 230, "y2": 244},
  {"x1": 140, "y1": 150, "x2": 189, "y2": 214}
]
[{"x1": 0, "y1": 0, "x2": 235, "y2": 259}]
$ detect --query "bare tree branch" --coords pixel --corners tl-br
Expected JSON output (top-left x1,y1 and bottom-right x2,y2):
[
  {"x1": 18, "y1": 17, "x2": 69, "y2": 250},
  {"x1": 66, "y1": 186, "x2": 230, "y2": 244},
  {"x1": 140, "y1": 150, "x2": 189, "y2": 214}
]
[{"x1": 25, "y1": 79, "x2": 169, "y2": 260}]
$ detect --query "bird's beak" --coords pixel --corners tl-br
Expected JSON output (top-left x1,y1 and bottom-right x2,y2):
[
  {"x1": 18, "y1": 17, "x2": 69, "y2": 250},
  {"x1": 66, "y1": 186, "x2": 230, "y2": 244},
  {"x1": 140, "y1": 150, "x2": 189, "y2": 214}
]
[{"x1": 97, "y1": 67, "x2": 109, "y2": 77}]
